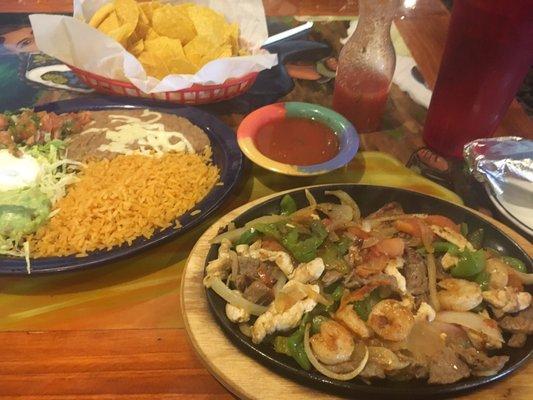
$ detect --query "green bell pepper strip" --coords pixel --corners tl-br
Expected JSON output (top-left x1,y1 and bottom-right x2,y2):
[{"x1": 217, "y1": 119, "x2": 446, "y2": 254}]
[
  {"x1": 318, "y1": 242, "x2": 350, "y2": 274},
  {"x1": 311, "y1": 315, "x2": 329, "y2": 335},
  {"x1": 353, "y1": 289, "x2": 381, "y2": 321},
  {"x1": 281, "y1": 221, "x2": 328, "y2": 263},
  {"x1": 451, "y1": 249, "x2": 486, "y2": 278},
  {"x1": 312, "y1": 284, "x2": 345, "y2": 315},
  {"x1": 310, "y1": 220, "x2": 328, "y2": 241},
  {"x1": 273, "y1": 314, "x2": 312, "y2": 370},
  {"x1": 467, "y1": 228, "x2": 484, "y2": 249},
  {"x1": 416, "y1": 247, "x2": 428, "y2": 256},
  {"x1": 325, "y1": 284, "x2": 344, "y2": 314},
  {"x1": 433, "y1": 241, "x2": 460, "y2": 255},
  {"x1": 273, "y1": 336, "x2": 290, "y2": 356},
  {"x1": 254, "y1": 223, "x2": 282, "y2": 241},
  {"x1": 286, "y1": 314, "x2": 312, "y2": 370},
  {"x1": 280, "y1": 194, "x2": 297, "y2": 216},
  {"x1": 472, "y1": 269, "x2": 490, "y2": 291},
  {"x1": 502, "y1": 256, "x2": 527, "y2": 273},
  {"x1": 460, "y1": 222, "x2": 469, "y2": 237},
  {"x1": 330, "y1": 284, "x2": 345, "y2": 302},
  {"x1": 235, "y1": 228, "x2": 260, "y2": 245},
  {"x1": 336, "y1": 236, "x2": 352, "y2": 256}
]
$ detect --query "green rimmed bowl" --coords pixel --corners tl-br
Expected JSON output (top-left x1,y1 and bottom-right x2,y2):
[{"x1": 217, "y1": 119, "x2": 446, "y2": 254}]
[{"x1": 237, "y1": 102, "x2": 359, "y2": 176}]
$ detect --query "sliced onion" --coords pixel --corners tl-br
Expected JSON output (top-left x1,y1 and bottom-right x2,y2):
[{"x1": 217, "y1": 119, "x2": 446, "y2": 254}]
[
  {"x1": 305, "y1": 189, "x2": 317, "y2": 206},
  {"x1": 416, "y1": 219, "x2": 434, "y2": 252},
  {"x1": 505, "y1": 266, "x2": 533, "y2": 285},
  {"x1": 318, "y1": 203, "x2": 353, "y2": 222},
  {"x1": 291, "y1": 205, "x2": 317, "y2": 223},
  {"x1": 435, "y1": 311, "x2": 503, "y2": 344},
  {"x1": 210, "y1": 216, "x2": 287, "y2": 244},
  {"x1": 367, "y1": 346, "x2": 409, "y2": 371},
  {"x1": 204, "y1": 276, "x2": 268, "y2": 316},
  {"x1": 303, "y1": 284, "x2": 333, "y2": 306},
  {"x1": 229, "y1": 249, "x2": 239, "y2": 282},
  {"x1": 210, "y1": 226, "x2": 248, "y2": 244},
  {"x1": 274, "y1": 282, "x2": 306, "y2": 313},
  {"x1": 244, "y1": 214, "x2": 287, "y2": 229},
  {"x1": 273, "y1": 271, "x2": 287, "y2": 296},
  {"x1": 325, "y1": 190, "x2": 361, "y2": 222},
  {"x1": 304, "y1": 324, "x2": 368, "y2": 381},
  {"x1": 426, "y1": 252, "x2": 440, "y2": 312},
  {"x1": 325, "y1": 220, "x2": 359, "y2": 232},
  {"x1": 361, "y1": 237, "x2": 380, "y2": 249},
  {"x1": 274, "y1": 289, "x2": 304, "y2": 313},
  {"x1": 364, "y1": 213, "x2": 428, "y2": 227}
]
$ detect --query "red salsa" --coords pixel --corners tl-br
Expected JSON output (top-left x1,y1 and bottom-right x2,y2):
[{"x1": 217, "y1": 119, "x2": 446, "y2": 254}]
[{"x1": 254, "y1": 117, "x2": 339, "y2": 166}]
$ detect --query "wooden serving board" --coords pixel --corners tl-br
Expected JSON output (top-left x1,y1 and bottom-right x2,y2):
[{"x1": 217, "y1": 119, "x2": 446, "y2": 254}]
[{"x1": 180, "y1": 185, "x2": 532, "y2": 400}]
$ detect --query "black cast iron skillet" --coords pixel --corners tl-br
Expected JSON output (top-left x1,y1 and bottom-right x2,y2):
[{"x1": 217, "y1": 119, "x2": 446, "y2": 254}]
[{"x1": 205, "y1": 184, "x2": 532, "y2": 399}]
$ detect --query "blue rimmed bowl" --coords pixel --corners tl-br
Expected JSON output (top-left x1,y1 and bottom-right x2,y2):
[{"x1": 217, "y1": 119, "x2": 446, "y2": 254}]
[{"x1": 237, "y1": 102, "x2": 359, "y2": 176}]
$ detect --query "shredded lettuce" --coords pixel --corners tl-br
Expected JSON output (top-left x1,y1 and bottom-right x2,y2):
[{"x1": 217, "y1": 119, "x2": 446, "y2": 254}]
[
  {"x1": 24, "y1": 140, "x2": 84, "y2": 204},
  {"x1": 1, "y1": 141, "x2": 82, "y2": 272}
]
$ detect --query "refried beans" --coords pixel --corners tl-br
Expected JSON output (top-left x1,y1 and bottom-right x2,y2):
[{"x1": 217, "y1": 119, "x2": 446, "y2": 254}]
[{"x1": 66, "y1": 109, "x2": 210, "y2": 162}]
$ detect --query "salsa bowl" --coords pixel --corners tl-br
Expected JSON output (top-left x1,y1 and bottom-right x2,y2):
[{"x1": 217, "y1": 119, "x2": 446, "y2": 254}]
[{"x1": 237, "y1": 102, "x2": 359, "y2": 176}]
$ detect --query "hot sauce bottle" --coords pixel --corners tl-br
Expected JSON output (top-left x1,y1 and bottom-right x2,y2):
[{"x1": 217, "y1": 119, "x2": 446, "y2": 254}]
[{"x1": 333, "y1": 0, "x2": 399, "y2": 133}]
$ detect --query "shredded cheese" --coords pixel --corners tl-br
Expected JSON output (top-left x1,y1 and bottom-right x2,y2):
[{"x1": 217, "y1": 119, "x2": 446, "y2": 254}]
[{"x1": 82, "y1": 110, "x2": 195, "y2": 156}]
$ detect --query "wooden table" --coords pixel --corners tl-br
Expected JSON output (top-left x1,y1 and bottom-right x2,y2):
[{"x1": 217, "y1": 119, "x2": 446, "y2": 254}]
[{"x1": 0, "y1": 1, "x2": 531, "y2": 399}]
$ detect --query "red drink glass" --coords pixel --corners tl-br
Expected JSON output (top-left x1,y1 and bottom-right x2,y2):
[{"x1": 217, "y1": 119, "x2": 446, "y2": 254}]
[{"x1": 423, "y1": 0, "x2": 533, "y2": 158}]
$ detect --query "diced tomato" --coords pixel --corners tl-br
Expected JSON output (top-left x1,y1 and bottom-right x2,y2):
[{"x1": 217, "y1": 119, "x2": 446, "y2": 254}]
[
  {"x1": 376, "y1": 238, "x2": 405, "y2": 257},
  {"x1": 425, "y1": 215, "x2": 459, "y2": 232},
  {"x1": 340, "y1": 279, "x2": 392, "y2": 307},
  {"x1": 395, "y1": 218, "x2": 421, "y2": 237},
  {"x1": 39, "y1": 112, "x2": 62, "y2": 133},
  {"x1": 395, "y1": 218, "x2": 434, "y2": 250},
  {"x1": 261, "y1": 238, "x2": 284, "y2": 252},
  {"x1": 355, "y1": 255, "x2": 388, "y2": 278}
]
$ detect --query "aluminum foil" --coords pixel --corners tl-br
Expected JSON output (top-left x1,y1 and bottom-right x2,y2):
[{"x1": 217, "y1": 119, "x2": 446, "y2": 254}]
[{"x1": 464, "y1": 136, "x2": 533, "y2": 208}]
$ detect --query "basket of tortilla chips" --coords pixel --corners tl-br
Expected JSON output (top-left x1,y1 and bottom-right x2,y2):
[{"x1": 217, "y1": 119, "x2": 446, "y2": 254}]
[{"x1": 30, "y1": 0, "x2": 277, "y2": 104}]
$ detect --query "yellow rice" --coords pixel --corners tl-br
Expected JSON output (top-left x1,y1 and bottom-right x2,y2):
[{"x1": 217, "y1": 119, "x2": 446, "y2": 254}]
[{"x1": 30, "y1": 150, "x2": 219, "y2": 257}]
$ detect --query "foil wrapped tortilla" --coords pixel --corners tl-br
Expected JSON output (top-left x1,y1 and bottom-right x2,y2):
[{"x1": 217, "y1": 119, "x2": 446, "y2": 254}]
[{"x1": 464, "y1": 136, "x2": 533, "y2": 208}]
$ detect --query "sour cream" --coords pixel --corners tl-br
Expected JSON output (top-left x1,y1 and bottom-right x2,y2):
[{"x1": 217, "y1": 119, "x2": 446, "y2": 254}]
[{"x1": 0, "y1": 149, "x2": 42, "y2": 192}]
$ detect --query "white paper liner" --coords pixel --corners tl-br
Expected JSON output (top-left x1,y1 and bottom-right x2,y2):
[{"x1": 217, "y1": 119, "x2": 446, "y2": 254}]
[{"x1": 30, "y1": 0, "x2": 278, "y2": 93}]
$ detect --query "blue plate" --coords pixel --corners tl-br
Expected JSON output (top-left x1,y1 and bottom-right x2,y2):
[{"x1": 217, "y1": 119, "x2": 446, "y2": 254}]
[{"x1": 1, "y1": 96, "x2": 243, "y2": 274}]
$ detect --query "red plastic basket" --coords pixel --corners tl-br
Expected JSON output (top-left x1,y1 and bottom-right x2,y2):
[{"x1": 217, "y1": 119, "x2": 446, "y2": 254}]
[{"x1": 68, "y1": 65, "x2": 259, "y2": 105}]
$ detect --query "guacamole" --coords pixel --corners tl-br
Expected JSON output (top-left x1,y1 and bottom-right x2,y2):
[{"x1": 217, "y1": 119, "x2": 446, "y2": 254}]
[{"x1": 0, "y1": 187, "x2": 51, "y2": 240}]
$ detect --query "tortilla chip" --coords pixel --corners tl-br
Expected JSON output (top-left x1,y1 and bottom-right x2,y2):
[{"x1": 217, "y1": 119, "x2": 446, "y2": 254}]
[
  {"x1": 166, "y1": 57, "x2": 198, "y2": 75},
  {"x1": 138, "y1": 50, "x2": 169, "y2": 79},
  {"x1": 200, "y1": 44, "x2": 232, "y2": 67},
  {"x1": 145, "y1": 27, "x2": 160, "y2": 41},
  {"x1": 115, "y1": 0, "x2": 139, "y2": 36},
  {"x1": 108, "y1": 23, "x2": 134, "y2": 47},
  {"x1": 144, "y1": 36, "x2": 185, "y2": 59},
  {"x1": 89, "y1": 3, "x2": 115, "y2": 28},
  {"x1": 97, "y1": 11, "x2": 120, "y2": 35},
  {"x1": 128, "y1": 39, "x2": 144, "y2": 57},
  {"x1": 152, "y1": 4, "x2": 196, "y2": 43},
  {"x1": 139, "y1": 1, "x2": 162, "y2": 23},
  {"x1": 187, "y1": 5, "x2": 227, "y2": 40}
]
